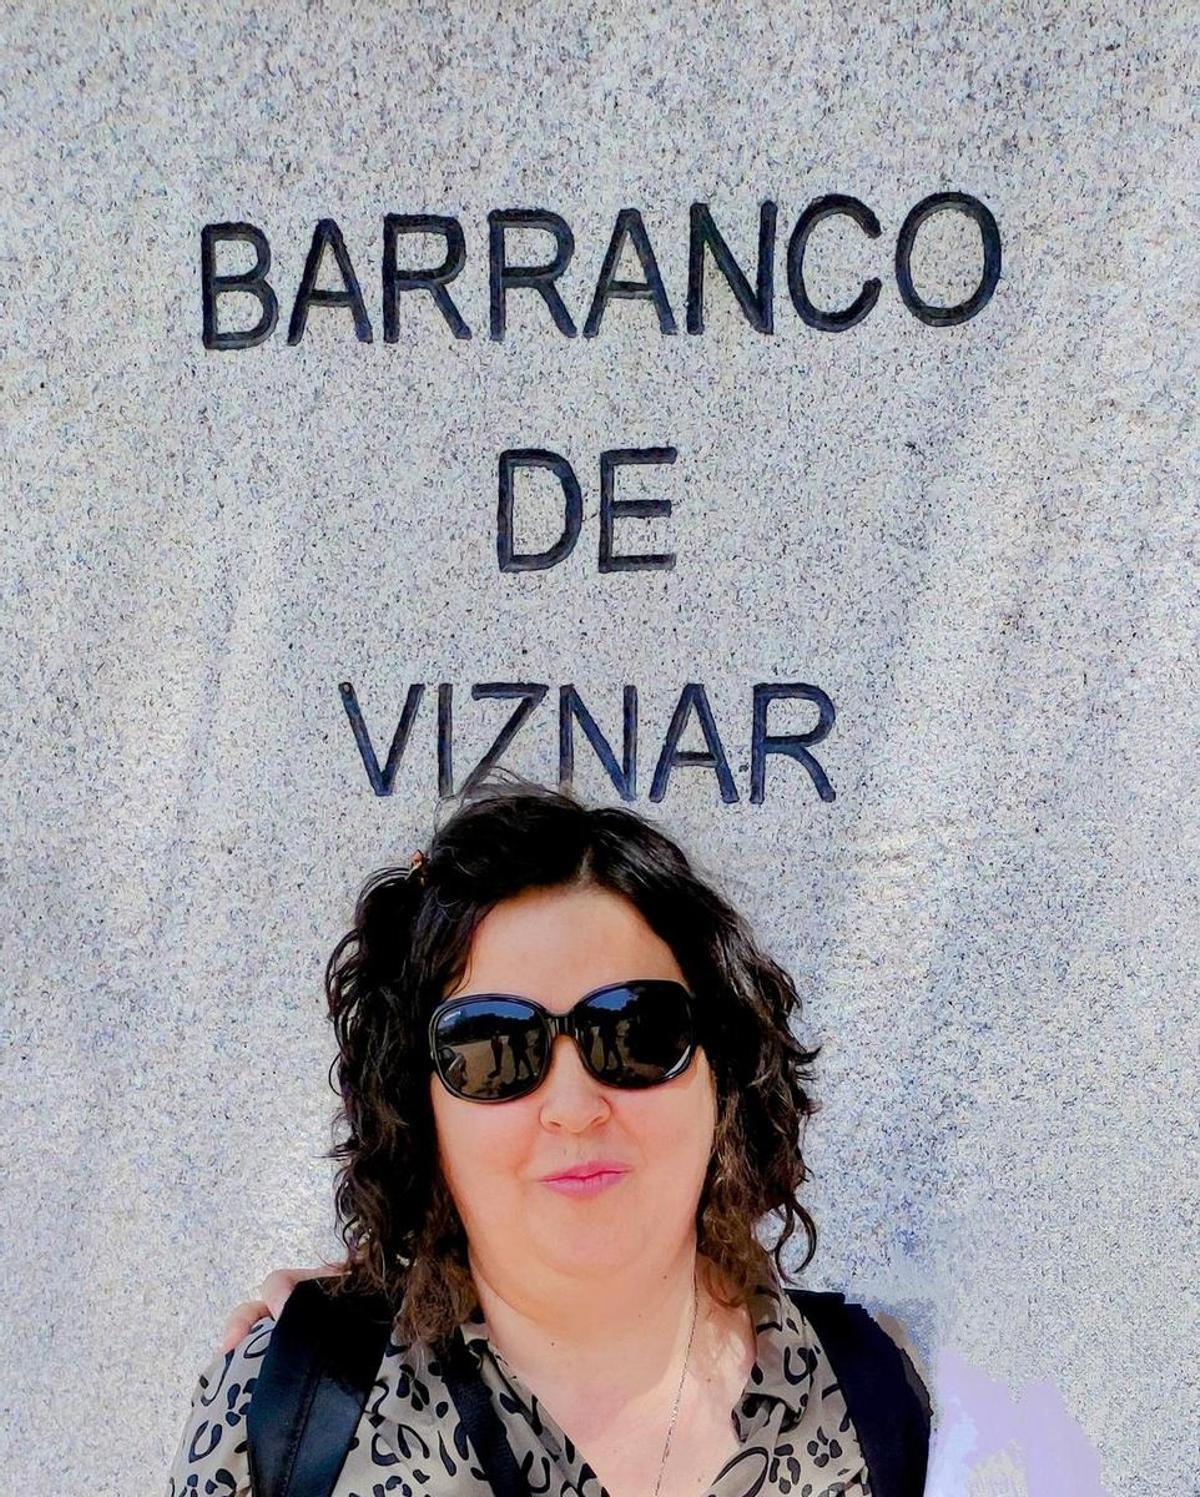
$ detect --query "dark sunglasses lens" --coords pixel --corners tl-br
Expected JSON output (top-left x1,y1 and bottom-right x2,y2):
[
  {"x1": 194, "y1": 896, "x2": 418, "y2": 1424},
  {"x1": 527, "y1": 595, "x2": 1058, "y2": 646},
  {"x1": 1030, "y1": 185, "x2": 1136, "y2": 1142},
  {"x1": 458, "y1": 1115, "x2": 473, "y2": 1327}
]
[
  {"x1": 577, "y1": 982, "x2": 694, "y2": 1085},
  {"x1": 433, "y1": 998, "x2": 546, "y2": 1100}
]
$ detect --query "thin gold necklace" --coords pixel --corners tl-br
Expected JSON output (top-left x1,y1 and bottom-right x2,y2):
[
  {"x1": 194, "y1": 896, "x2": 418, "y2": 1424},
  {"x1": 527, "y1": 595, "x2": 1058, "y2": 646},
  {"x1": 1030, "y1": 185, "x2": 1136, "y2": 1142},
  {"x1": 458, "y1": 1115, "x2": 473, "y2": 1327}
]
[
  {"x1": 485, "y1": 1264, "x2": 701, "y2": 1494},
  {"x1": 653, "y1": 1261, "x2": 699, "y2": 1497}
]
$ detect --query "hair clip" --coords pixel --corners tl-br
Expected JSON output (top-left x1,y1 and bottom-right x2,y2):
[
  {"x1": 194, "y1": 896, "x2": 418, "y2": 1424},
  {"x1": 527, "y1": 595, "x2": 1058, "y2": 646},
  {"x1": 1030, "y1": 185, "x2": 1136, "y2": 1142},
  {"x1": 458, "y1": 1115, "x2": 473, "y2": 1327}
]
[{"x1": 409, "y1": 848, "x2": 428, "y2": 884}]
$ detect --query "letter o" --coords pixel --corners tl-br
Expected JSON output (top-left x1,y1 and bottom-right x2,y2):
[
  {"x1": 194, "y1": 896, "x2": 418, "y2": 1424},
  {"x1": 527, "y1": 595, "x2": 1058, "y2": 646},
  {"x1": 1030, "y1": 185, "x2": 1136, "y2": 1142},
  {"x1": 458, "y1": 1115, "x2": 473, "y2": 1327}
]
[{"x1": 895, "y1": 191, "x2": 1001, "y2": 326}]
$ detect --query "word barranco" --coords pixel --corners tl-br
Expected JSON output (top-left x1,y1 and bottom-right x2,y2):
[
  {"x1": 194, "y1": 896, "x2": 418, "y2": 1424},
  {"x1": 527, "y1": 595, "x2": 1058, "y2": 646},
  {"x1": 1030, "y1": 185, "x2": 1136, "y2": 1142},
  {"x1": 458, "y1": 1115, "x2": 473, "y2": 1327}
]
[
  {"x1": 340, "y1": 680, "x2": 837, "y2": 804},
  {"x1": 201, "y1": 193, "x2": 1001, "y2": 348}
]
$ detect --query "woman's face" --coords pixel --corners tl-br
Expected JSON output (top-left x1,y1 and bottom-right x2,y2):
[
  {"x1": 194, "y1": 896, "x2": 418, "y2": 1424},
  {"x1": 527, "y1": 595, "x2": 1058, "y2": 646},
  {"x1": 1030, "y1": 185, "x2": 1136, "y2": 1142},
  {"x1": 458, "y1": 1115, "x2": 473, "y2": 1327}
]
[{"x1": 430, "y1": 881, "x2": 717, "y2": 1293}]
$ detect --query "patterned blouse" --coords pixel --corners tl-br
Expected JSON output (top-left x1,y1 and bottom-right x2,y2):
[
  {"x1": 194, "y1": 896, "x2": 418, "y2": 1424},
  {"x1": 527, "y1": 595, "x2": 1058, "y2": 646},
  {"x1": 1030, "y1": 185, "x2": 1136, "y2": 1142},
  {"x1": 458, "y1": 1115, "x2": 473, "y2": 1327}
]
[{"x1": 167, "y1": 1265, "x2": 873, "y2": 1496}]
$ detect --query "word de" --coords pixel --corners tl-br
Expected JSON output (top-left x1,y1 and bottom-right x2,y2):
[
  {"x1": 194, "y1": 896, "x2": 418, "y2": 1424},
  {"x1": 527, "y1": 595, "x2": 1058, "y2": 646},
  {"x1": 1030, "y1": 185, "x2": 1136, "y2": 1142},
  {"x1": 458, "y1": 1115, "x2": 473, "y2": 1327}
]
[
  {"x1": 339, "y1": 679, "x2": 837, "y2": 804},
  {"x1": 499, "y1": 446, "x2": 677, "y2": 572},
  {"x1": 200, "y1": 192, "x2": 1001, "y2": 348}
]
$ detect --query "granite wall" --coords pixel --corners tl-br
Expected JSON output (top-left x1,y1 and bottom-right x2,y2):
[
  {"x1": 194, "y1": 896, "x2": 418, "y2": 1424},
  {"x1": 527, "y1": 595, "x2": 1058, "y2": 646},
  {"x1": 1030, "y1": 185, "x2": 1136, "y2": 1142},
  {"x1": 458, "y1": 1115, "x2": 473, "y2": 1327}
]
[{"x1": 2, "y1": 3, "x2": 1195, "y2": 1494}]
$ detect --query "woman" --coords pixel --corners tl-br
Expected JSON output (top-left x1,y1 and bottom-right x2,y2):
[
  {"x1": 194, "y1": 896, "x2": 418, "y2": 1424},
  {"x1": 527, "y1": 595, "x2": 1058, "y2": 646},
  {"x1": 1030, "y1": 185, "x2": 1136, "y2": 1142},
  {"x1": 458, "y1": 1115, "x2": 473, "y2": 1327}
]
[{"x1": 167, "y1": 777, "x2": 931, "y2": 1496}]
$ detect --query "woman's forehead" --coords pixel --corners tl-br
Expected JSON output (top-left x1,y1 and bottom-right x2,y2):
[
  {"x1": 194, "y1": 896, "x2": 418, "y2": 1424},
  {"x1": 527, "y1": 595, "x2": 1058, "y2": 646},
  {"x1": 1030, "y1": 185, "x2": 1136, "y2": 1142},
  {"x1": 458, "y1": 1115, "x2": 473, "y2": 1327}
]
[{"x1": 448, "y1": 883, "x2": 685, "y2": 1001}]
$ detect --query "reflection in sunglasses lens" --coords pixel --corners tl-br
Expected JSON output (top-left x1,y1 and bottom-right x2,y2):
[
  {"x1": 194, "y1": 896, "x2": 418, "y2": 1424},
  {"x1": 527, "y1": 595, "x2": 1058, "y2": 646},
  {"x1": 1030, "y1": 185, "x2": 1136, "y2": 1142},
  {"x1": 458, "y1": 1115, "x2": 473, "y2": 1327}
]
[
  {"x1": 435, "y1": 983, "x2": 692, "y2": 1099},
  {"x1": 436, "y1": 999, "x2": 545, "y2": 1101}
]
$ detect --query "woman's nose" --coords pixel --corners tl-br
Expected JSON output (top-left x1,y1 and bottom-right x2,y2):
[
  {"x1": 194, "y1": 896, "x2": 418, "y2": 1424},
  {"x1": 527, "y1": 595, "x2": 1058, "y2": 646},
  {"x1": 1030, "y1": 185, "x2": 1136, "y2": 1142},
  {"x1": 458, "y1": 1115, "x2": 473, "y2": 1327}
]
[{"x1": 537, "y1": 1033, "x2": 612, "y2": 1128}]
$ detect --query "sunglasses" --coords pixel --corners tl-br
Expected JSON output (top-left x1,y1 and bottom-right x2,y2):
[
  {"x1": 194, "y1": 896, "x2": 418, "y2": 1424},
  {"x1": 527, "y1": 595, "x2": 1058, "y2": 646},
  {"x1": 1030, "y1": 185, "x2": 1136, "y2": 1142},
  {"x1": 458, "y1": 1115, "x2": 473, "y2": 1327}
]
[{"x1": 427, "y1": 979, "x2": 698, "y2": 1103}]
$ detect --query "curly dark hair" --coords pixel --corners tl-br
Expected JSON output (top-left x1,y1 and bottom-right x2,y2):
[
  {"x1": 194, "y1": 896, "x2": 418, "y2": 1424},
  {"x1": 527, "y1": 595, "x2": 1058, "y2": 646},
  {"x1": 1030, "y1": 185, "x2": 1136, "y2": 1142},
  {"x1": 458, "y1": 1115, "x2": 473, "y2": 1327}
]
[{"x1": 325, "y1": 771, "x2": 822, "y2": 1350}]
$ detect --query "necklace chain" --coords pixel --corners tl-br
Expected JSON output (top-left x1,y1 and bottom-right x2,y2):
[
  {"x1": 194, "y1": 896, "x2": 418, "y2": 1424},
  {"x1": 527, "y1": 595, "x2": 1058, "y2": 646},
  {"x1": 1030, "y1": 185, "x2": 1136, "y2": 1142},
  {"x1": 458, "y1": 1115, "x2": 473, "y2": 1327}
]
[
  {"x1": 484, "y1": 1262, "x2": 701, "y2": 1496},
  {"x1": 652, "y1": 1261, "x2": 699, "y2": 1497}
]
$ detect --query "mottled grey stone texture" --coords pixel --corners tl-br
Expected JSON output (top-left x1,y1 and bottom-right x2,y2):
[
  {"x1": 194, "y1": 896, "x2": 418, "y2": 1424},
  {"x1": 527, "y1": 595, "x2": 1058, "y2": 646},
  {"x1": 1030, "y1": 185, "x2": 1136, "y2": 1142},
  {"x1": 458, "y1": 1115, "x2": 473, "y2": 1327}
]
[{"x1": 1, "y1": 3, "x2": 1195, "y2": 1494}]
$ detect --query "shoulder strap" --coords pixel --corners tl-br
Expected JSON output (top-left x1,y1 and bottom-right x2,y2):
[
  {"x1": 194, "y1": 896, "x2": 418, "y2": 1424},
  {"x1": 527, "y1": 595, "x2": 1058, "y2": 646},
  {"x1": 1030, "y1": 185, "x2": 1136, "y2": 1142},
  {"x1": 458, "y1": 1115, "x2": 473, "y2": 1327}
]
[
  {"x1": 785, "y1": 1287, "x2": 931, "y2": 1497},
  {"x1": 246, "y1": 1274, "x2": 530, "y2": 1497},
  {"x1": 437, "y1": 1326, "x2": 533, "y2": 1496},
  {"x1": 247, "y1": 1276, "x2": 393, "y2": 1497},
  {"x1": 245, "y1": 1276, "x2": 929, "y2": 1497}
]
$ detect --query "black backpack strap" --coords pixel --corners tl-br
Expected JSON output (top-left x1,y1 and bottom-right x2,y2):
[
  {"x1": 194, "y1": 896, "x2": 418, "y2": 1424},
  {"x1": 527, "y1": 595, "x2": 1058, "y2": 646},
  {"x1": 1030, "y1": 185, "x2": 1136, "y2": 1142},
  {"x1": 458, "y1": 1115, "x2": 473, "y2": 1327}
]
[
  {"x1": 437, "y1": 1327, "x2": 533, "y2": 1496},
  {"x1": 247, "y1": 1277, "x2": 393, "y2": 1497},
  {"x1": 786, "y1": 1287, "x2": 932, "y2": 1497}
]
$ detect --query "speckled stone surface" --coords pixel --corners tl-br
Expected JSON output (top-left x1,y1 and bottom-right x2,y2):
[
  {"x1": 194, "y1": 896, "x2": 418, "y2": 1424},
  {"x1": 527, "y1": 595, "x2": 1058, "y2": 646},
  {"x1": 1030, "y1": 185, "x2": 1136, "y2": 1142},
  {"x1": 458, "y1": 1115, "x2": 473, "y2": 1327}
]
[{"x1": 1, "y1": 4, "x2": 1196, "y2": 1494}]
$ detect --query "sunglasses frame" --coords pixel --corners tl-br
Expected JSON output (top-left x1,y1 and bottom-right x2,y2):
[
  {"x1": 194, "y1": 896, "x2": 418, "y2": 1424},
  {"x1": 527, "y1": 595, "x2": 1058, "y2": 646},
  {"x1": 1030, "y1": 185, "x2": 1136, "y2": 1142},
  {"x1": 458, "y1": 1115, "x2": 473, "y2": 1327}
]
[{"x1": 427, "y1": 978, "x2": 698, "y2": 1103}]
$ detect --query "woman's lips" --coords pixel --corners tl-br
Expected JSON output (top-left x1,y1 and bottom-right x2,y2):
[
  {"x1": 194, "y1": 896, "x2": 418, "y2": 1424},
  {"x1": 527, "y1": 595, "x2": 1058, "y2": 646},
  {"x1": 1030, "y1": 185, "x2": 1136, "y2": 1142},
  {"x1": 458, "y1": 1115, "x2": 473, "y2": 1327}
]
[{"x1": 539, "y1": 1168, "x2": 630, "y2": 1198}]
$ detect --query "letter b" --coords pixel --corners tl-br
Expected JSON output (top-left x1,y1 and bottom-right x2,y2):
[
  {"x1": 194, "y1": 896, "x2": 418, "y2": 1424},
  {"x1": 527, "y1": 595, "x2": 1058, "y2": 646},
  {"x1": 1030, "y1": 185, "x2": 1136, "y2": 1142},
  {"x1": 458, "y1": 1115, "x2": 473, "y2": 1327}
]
[{"x1": 200, "y1": 222, "x2": 278, "y2": 350}]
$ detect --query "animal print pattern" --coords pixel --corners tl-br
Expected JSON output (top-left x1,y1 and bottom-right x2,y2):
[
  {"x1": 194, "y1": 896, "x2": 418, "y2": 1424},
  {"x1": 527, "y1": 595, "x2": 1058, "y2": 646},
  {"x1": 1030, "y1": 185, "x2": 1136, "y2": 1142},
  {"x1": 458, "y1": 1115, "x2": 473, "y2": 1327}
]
[{"x1": 166, "y1": 1267, "x2": 871, "y2": 1495}]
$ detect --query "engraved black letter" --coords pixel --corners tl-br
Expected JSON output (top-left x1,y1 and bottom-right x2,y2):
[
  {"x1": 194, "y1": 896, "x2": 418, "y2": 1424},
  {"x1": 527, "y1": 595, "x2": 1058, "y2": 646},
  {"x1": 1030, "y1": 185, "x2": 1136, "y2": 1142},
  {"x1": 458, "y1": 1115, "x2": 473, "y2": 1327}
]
[
  {"x1": 488, "y1": 209, "x2": 577, "y2": 340},
  {"x1": 686, "y1": 202, "x2": 777, "y2": 334},
  {"x1": 787, "y1": 195, "x2": 881, "y2": 331},
  {"x1": 560, "y1": 685, "x2": 638, "y2": 801},
  {"x1": 599, "y1": 447, "x2": 678, "y2": 573},
  {"x1": 201, "y1": 222, "x2": 278, "y2": 350},
  {"x1": 462, "y1": 684, "x2": 549, "y2": 793},
  {"x1": 287, "y1": 218, "x2": 373, "y2": 344},
  {"x1": 498, "y1": 450, "x2": 583, "y2": 572},
  {"x1": 339, "y1": 681, "x2": 424, "y2": 795},
  {"x1": 650, "y1": 684, "x2": 738, "y2": 803},
  {"x1": 750, "y1": 683, "x2": 836, "y2": 803},
  {"x1": 895, "y1": 192, "x2": 1001, "y2": 326},
  {"x1": 584, "y1": 209, "x2": 677, "y2": 337},
  {"x1": 383, "y1": 215, "x2": 470, "y2": 340}
]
